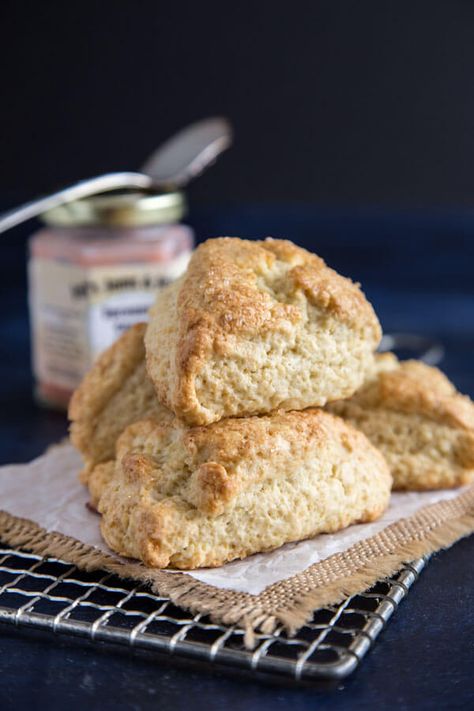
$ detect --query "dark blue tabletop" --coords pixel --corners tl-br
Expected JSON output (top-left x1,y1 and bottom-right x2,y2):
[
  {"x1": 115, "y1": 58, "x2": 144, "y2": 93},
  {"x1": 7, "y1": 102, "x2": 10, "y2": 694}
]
[{"x1": 0, "y1": 205, "x2": 473, "y2": 709}]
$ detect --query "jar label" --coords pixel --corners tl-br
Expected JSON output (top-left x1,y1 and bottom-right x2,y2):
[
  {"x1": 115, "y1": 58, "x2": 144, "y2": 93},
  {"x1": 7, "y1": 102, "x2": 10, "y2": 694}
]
[{"x1": 28, "y1": 252, "x2": 190, "y2": 391}]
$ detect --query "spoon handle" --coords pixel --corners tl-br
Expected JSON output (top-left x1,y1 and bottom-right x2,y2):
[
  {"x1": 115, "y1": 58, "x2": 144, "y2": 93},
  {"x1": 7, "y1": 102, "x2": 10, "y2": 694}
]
[{"x1": 0, "y1": 172, "x2": 152, "y2": 234}]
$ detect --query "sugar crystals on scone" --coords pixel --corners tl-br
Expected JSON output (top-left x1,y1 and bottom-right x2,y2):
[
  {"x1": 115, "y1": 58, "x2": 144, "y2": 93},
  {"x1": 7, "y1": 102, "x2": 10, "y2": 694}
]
[{"x1": 145, "y1": 237, "x2": 382, "y2": 426}]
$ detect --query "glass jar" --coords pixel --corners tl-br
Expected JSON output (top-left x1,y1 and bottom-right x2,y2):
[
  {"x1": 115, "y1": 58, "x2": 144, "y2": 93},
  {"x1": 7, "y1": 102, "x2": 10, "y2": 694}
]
[{"x1": 28, "y1": 191, "x2": 194, "y2": 410}]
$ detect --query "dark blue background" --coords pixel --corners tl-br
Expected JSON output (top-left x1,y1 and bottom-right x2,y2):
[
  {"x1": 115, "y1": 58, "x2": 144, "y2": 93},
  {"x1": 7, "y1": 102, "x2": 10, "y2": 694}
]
[
  {"x1": 0, "y1": 206, "x2": 473, "y2": 708},
  {"x1": 3, "y1": 1, "x2": 474, "y2": 209}
]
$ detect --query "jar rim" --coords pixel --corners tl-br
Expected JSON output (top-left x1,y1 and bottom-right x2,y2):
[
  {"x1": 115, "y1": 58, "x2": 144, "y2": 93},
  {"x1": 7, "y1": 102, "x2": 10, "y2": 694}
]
[{"x1": 41, "y1": 191, "x2": 187, "y2": 227}]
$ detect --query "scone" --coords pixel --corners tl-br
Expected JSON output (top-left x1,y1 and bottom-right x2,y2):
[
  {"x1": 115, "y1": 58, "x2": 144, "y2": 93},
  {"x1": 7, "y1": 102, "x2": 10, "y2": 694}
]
[
  {"x1": 327, "y1": 353, "x2": 474, "y2": 490},
  {"x1": 145, "y1": 237, "x2": 382, "y2": 426},
  {"x1": 69, "y1": 323, "x2": 172, "y2": 484},
  {"x1": 97, "y1": 409, "x2": 392, "y2": 569}
]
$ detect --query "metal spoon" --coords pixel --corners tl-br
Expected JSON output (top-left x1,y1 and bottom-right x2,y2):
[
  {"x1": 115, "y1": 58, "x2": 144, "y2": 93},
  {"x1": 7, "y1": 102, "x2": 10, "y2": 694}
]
[{"x1": 0, "y1": 116, "x2": 232, "y2": 234}]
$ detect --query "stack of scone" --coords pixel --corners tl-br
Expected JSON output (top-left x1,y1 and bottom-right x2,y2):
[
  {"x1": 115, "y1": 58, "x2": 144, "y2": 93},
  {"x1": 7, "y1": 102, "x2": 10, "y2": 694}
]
[{"x1": 69, "y1": 238, "x2": 474, "y2": 569}]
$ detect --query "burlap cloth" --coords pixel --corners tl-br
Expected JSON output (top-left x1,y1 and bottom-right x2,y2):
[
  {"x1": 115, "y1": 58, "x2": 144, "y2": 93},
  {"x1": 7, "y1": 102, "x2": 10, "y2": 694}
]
[{"x1": 1, "y1": 443, "x2": 473, "y2": 645}]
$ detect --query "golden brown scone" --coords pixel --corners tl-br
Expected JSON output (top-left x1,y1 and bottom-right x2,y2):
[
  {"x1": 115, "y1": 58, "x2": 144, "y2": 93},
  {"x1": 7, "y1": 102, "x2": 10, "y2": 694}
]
[
  {"x1": 97, "y1": 409, "x2": 391, "y2": 569},
  {"x1": 327, "y1": 353, "x2": 474, "y2": 490},
  {"x1": 69, "y1": 323, "x2": 172, "y2": 482},
  {"x1": 145, "y1": 237, "x2": 382, "y2": 426}
]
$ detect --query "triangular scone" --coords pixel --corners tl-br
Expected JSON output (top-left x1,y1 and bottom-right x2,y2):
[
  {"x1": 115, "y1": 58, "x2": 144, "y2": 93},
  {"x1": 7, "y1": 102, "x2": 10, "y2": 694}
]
[
  {"x1": 145, "y1": 237, "x2": 382, "y2": 426},
  {"x1": 327, "y1": 353, "x2": 474, "y2": 490},
  {"x1": 97, "y1": 409, "x2": 391, "y2": 569},
  {"x1": 69, "y1": 323, "x2": 172, "y2": 483}
]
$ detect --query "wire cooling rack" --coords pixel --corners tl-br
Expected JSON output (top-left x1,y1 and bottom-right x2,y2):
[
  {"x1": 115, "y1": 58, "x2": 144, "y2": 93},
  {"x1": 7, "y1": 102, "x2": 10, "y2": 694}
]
[{"x1": 0, "y1": 544, "x2": 426, "y2": 683}]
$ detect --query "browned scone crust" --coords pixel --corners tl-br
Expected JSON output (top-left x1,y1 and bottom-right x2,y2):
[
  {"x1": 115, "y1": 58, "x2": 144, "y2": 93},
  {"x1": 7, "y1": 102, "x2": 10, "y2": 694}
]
[
  {"x1": 145, "y1": 237, "x2": 382, "y2": 426},
  {"x1": 327, "y1": 353, "x2": 474, "y2": 490},
  {"x1": 96, "y1": 409, "x2": 392, "y2": 569},
  {"x1": 69, "y1": 323, "x2": 172, "y2": 482}
]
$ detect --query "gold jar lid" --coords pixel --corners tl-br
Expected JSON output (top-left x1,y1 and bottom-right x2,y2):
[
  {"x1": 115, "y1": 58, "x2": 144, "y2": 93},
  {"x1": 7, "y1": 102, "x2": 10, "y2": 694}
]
[{"x1": 41, "y1": 191, "x2": 187, "y2": 227}]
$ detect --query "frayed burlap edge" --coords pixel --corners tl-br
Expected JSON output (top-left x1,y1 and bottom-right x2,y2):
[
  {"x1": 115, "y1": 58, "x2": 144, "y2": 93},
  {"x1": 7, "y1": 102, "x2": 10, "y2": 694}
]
[{"x1": 1, "y1": 484, "x2": 474, "y2": 647}]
